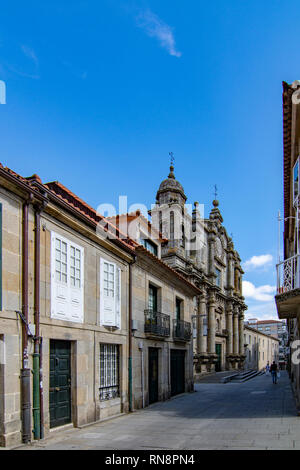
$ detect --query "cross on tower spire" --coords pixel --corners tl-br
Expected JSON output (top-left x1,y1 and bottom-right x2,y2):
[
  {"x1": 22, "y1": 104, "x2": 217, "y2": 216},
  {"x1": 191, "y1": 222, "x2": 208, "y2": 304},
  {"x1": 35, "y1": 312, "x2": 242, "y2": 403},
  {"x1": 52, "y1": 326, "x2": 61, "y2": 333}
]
[
  {"x1": 214, "y1": 184, "x2": 218, "y2": 200},
  {"x1": 169, "y1": 152, "x2": 175, "y2": 166}
]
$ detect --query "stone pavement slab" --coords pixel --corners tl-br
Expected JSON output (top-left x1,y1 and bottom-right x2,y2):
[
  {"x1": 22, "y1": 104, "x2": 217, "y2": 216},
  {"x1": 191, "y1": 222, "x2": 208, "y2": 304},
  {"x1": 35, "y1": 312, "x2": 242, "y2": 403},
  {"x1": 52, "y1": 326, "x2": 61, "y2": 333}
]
[{"x1": 12, "y1": 370, "x2": 299, "y2": 451}]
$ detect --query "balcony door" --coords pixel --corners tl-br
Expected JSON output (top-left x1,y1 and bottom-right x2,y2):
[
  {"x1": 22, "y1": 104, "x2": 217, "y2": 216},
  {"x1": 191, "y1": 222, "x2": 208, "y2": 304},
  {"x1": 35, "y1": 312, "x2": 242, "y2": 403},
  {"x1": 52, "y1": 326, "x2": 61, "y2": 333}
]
[
  {"x1": 176, "y1": 298, "x2": 182, "y2": 321},
  {"x1": 149, "y1": 285, "x2": 158, "y2": 312}
]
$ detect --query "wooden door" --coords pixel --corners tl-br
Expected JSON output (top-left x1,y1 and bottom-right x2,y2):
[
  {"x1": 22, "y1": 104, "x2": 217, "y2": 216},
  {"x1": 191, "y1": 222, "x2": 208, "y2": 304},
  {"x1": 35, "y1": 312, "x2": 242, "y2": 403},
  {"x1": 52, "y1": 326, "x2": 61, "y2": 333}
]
[
  {"x1": 171, "y1": 349, "x2": 185, "y2": 396},
  {"x1": 148, "y1": 348, "x2": 159, "y2": 404},
  {"x1": 49, "y1": 340, "x2": 71, "y2": 428},
  {"x1": 215, "y1": 343, "x2": 222, "y2": 372}
]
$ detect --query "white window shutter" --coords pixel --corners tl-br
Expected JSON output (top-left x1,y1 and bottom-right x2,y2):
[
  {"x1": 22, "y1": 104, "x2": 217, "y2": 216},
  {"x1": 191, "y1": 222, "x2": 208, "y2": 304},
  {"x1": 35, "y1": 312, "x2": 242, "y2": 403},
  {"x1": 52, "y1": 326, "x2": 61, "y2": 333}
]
[
  {"x1": 115, "y1": 266, "x2": 121, "y2": 329},
  {"x1": 51, "y1": 233, "x2": 69, "y2": 320},
  {"x1": 51, "y1": 232, "x2": 84, "y2": 323},
  {"x1": 69, "y1": 245, "x2": 84, "y2": 323},
  {"x1": 100, "y1": 258, "x2": 116, "y2": 326}
]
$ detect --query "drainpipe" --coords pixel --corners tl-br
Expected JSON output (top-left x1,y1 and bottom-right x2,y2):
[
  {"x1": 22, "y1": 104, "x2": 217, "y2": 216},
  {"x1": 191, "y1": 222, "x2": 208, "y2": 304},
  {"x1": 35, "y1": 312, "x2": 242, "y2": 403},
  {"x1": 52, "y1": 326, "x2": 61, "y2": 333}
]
[
  {"x1": 32, "y1": 207, "x2": 41, "y2": 440},
  {"x1": 141, "y1": 348, "x2": 145, "y2": 408},
  {"x1": 128, "y1": 257, "x2": 136, "y2": 412},
  {"x1": 21, "y1": 199, "x2": 31, "y2": 444},
  {"x1": 39, "y1": 336, "x2": 44, "y2": 439}
]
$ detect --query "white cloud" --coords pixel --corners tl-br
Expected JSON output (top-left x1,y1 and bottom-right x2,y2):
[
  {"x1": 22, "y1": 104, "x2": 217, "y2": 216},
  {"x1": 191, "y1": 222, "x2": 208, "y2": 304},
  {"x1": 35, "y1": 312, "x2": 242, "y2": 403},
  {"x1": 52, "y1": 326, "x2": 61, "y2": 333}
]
[
  {"x1": 244, "y1": 301, "x2": 279, "y2": 321},
  {"x1": 242, "y1": 280, "x2": 276, "y2": 302},
  {"x1": 243, "y1": 254, "x2": 273, "y2": 271},
  {"x1": 136, "y1": 9, "x2": 182, "y2": 58}
]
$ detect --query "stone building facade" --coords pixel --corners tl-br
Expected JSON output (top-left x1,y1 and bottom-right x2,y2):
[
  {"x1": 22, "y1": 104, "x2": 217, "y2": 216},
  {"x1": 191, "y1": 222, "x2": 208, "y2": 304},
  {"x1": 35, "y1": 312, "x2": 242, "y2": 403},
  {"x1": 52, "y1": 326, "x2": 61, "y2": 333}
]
[
  {"x1": 0, "y1": 164, "x2": 200, "y2": 447},
  {"x1": 131, "y1": 246, "x2": 198, "y2": 409},
  {"x1": 275, "y1": 80, "x2": 300, "y2": 410},
  {"x1": 150, "y1": 164, "x2": 247, "y2": 376},
  {"x1": 244, "y1": 319, "x2": 288, "y2": 369},
  {"x1": 0, "y1": 165, "x2": 137, "y2": 447},
  {"x1": 243, "y1": 326, "x2": 280, "y2": 371},
  {"x1": 104, "y1": 211, "x2": 199, "y2": 409}
]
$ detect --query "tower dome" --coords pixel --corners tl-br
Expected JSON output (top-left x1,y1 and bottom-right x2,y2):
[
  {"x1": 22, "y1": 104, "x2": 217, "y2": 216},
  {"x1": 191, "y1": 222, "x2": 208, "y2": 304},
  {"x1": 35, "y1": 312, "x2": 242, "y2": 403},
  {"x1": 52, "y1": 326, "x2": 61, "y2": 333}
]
[{"x1": 156, "y1": 164, "x2": 187, "y2": 205}]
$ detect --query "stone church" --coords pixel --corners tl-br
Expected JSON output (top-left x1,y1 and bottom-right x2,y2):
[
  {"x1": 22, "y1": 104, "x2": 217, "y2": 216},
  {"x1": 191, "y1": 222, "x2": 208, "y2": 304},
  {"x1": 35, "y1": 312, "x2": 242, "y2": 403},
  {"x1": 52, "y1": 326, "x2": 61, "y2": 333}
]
[{"x1": 150, "y1": 163, "x2": 247, "y2": 376}]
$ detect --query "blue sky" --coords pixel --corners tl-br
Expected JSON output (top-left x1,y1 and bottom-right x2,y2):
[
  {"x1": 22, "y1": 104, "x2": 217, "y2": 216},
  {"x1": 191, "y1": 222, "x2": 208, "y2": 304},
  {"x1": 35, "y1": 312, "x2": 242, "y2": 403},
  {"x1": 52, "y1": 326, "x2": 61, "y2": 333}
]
[{"x1": 0, "y1": 0, "x2": 299, "y2": 319}]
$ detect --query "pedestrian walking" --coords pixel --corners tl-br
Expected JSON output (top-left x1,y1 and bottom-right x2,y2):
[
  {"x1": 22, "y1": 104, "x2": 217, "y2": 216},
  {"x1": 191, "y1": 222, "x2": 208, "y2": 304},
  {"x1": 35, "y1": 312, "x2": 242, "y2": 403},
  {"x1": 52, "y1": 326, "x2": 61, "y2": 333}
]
[
  {"x1": 265, "y1": 362, "x2": 270, "y2": 375},
  {"x1": 270, "y1": 361, "x2": 278, "y2": 384}
]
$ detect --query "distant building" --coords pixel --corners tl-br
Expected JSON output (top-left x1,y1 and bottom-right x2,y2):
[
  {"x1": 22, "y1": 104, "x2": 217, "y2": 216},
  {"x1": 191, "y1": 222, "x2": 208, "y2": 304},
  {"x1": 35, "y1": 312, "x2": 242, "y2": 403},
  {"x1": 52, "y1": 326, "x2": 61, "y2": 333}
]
[
  {"x1": 244, "y1": 325, "x2": 280, "y2": 371},
  {"x1": 244, "y1": 319, "x2": 288, "y2": 369}
]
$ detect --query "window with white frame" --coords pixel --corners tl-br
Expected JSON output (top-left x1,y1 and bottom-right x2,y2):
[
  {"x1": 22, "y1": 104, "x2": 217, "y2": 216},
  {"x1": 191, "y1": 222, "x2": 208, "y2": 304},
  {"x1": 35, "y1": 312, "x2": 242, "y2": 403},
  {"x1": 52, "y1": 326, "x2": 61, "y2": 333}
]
[
  {"x1": 51, "y1": 232, "x2": 84, "y2": 323},
  {"x1": 55, "y1": 238, "x2": 68, "y2": 283},
  {"x1": 99, "y1": 343, "x2": 120, "y2": 401},
  {"x1": 100, "y1": 258, "x2": 121, "y2": 328},
  {"x1": 70, "y1": 246, "x2": 81, "y2": 288},
  {"x1": 103, "y1": 261, "x2": 115, "y2": 297}
]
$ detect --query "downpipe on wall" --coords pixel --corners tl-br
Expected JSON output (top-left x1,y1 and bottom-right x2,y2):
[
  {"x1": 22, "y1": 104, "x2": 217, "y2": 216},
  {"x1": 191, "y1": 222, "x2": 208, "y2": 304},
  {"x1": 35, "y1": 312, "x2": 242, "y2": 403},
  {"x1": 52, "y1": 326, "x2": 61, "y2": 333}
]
[{"x1": 20, "y1": 199, "x2": 31, "y2": 444}]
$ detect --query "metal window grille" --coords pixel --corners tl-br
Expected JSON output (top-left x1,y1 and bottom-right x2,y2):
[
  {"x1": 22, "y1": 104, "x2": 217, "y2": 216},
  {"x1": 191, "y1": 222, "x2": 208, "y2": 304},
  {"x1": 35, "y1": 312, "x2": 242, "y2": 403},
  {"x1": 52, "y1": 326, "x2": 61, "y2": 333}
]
[{"x1": 99, "y1": 344, "x2": 120, "y2": 401}]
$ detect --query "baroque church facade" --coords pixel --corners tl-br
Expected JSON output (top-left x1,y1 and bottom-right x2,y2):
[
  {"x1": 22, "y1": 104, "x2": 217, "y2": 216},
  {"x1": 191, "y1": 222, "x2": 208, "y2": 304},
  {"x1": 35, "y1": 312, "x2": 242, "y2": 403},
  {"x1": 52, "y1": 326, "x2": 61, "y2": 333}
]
[{"x1": 150, "y1": 164, "x2": 247, "y2": 375}]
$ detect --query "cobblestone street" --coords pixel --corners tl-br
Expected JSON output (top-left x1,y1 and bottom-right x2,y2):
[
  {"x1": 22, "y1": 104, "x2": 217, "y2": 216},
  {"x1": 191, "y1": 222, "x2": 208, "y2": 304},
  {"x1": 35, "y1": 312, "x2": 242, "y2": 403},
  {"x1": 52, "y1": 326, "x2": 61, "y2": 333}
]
[{"x1": 13, "y1": 371, "x2": 299, "y2": 451}]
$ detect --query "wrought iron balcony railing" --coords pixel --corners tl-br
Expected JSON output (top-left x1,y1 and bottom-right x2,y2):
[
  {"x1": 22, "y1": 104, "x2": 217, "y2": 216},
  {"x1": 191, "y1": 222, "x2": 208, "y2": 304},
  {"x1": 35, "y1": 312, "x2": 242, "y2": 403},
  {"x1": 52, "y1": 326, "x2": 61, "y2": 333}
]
[
  {"x1": 144, "y1": 310, "x2": 170, "y2": 337},
  {"x1": 276, "y1": 254, "x2": 300, "y2": 294},
  {"x1": 173, "y1": 319, "x2": 192, "y2": 341}
]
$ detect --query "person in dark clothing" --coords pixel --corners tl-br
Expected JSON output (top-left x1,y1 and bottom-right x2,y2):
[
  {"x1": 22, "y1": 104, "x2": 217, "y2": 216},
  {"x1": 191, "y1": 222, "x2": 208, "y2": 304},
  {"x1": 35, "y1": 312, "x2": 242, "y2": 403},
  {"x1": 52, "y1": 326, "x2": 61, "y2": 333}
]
[{"x1": 270, "y1": 361, "x2": 278, "y2": 384}]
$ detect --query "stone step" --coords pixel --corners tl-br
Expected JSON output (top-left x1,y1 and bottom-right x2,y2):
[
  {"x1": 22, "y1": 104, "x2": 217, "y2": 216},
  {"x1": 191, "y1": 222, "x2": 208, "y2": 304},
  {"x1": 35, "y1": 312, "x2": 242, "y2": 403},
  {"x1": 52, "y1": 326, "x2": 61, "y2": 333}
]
[{"x1": 229, "y1": 369, "x2": 264, "y2": 383}]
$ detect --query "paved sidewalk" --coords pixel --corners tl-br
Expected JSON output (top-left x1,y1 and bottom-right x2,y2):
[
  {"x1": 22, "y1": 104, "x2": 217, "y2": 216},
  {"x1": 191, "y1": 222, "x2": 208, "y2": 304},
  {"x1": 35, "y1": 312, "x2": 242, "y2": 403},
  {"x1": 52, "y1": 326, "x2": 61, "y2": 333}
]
[{"x1": 13, "y1": 371, "x2": 299, "y2": 450}]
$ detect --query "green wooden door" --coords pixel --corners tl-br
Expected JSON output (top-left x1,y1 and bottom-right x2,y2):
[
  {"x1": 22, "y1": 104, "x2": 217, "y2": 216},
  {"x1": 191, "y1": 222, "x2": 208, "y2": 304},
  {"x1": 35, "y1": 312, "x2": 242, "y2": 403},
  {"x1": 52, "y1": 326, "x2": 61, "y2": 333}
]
[
  {"x1": 49, "y1": 340, "x2": 71, "y2": 428},
  {"x1": 171, "y1": 349, "x2": 185, "y2": 396},
  {"x1": 215, "y1": 343, "x2": 222, "y2": 372},
  {"x1": 149, "y1": 348, "x2": 159, "y2": 404}
]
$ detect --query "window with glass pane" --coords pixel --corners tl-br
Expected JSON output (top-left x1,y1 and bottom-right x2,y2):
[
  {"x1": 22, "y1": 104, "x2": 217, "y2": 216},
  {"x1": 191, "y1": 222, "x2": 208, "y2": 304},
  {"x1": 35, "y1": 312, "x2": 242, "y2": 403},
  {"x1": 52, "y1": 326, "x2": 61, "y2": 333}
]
[
  {"x1": 294, "y1": 159, "x2": 299, "y2": 204},
  {"x1": 55, "y1": 238, "x2": 67, "y2": 283},
  {"x1": 70, "y1": 246, "x2": 81, "y2": 288},
  {"x1": 103, "y1": 262, "x2": 114, "y2": 297},
  {"x1": 140, "y1": 238, "x2": 158, "y2": 256},
  {"x1": 176, "y1": 298, "x2": 182, "y2": 321},
  {"x1": 148, "y1": 285, "x2": 158, "y2": 312},
  {"x1": 99, "y1": 344, "x2": 119, "y2": 401}
]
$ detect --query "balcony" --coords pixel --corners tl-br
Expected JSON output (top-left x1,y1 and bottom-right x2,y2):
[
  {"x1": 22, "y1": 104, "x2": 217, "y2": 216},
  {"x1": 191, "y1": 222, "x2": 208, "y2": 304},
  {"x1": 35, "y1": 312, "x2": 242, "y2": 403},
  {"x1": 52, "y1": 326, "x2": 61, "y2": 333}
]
[
  {"x1": 144, "y1": 310, "x2": 170, "y2": 338},
  {"x1": 173, "y1": 319, "x2": 192, "y2": 342},
  {"x1": 275, "y1": 254, "x2": 300, "y2": 319}
]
